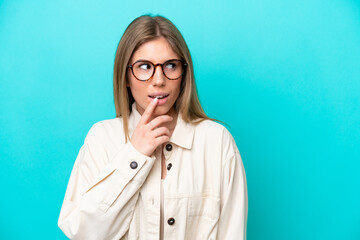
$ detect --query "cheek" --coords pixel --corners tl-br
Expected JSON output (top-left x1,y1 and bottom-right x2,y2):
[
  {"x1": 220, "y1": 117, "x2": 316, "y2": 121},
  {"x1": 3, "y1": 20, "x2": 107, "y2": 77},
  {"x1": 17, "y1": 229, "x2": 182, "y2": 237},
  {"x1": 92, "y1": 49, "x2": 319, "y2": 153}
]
[
  {"x1": 128, "y1": 81, "x2": 143, "y2": 102},
  {"x1": 172, "y1": 81, "x2": 182, "y2": 99},
  {"x1": 128, "y1": 71, "x2": 141, "y2": 96}
]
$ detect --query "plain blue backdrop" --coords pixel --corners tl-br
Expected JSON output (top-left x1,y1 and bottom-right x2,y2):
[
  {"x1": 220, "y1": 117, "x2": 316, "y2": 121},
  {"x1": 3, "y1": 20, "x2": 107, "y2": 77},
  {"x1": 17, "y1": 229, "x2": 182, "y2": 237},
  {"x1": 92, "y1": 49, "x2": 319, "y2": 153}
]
[{"x1": 1, "y1": 0, "x2": 359, "y2": 239}]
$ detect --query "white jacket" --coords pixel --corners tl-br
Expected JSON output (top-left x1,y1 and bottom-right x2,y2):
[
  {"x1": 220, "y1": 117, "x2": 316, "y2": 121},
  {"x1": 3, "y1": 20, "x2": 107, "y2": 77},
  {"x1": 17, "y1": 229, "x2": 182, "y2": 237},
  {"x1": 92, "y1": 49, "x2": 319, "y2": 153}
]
[{"x1": 58, "y1": 103, "x2": 248, "y2": 239}]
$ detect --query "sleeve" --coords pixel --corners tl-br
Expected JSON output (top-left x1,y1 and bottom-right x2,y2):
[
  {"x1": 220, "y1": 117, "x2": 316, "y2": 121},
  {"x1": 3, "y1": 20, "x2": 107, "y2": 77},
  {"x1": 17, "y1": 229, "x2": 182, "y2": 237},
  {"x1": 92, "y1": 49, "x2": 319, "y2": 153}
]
[
  {"x1": 58, "y1": 123, "x2": 156, "y2": 240},
  {"x1": 216, "y1": 130, "x2": 248, "y2": 240}
]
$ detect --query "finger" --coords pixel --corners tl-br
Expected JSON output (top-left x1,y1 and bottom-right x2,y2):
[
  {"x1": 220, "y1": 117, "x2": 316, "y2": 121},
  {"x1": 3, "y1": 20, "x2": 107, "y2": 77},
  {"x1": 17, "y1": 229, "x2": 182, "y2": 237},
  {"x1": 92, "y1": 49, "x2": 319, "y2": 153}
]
[
  {"x1": 151, "y1": 127, "x2": 170, "y2": 138},
  {"x1": 154, "y1": 135, "x2": 170, "y2": 147},
  {"x1": 148, "y1": 115, "x2": 173, "y2": 130},
  {"x1": 140, "y1": 98, "x2": 158, "y2": 124}
]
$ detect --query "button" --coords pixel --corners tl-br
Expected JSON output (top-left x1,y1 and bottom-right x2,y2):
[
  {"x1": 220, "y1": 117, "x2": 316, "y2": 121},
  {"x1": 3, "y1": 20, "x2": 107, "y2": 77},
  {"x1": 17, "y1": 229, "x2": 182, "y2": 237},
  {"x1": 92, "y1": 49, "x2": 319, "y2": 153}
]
[
  {"x1": 167, "y1": 163, "x2": 172, "y2": 171},
  {"x1": 130, "y1": 161, "x2": 138, "y2": 169},
  {"x1": 165, "y1": 143, "x2": 172, "y2": 151},
  {"x1": 167, "y1": 217, "x2": 175, "y2": 225}
]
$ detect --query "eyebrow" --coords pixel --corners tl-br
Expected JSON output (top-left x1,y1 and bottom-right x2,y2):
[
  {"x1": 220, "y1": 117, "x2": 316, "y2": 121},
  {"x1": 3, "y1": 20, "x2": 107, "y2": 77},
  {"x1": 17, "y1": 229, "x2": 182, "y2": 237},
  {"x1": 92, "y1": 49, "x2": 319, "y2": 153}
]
[{"x1": 132, "y1": 58, "x2": 181, "y2": 64}]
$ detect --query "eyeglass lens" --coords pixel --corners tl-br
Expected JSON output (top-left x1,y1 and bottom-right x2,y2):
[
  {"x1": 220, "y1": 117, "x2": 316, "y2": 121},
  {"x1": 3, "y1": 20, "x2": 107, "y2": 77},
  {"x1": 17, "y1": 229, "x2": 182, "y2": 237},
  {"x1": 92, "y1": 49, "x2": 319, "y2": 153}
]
[{"x1": 132, "y1": 60, "x2": 185, "y2": 81}]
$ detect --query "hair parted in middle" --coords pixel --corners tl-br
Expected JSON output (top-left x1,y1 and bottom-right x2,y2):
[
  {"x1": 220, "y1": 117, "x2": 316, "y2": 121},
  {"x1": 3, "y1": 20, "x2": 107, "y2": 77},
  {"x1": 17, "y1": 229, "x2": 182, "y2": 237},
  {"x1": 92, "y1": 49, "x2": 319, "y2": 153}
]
[{"x1": 113, "y1": 14, "x2": 215, "y2": 142}]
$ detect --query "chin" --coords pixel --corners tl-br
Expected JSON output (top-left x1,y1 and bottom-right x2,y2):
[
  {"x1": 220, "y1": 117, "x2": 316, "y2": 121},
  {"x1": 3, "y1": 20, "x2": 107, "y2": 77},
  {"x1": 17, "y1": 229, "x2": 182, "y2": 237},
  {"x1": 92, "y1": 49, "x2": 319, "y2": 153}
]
[{"x1": 153, "y1": 106, "x2": 172, "y2": 116}]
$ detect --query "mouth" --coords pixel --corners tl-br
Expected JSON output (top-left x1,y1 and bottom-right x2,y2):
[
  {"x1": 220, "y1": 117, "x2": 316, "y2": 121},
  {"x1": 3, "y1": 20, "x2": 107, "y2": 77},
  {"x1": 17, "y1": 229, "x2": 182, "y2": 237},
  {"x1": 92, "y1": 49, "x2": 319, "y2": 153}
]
[
  {"x1": 148, "y1": 94, "x2": 169, "y2": 99},
  {"x1": 148, "y1": 93, "x2": 170, "y2": 105}
]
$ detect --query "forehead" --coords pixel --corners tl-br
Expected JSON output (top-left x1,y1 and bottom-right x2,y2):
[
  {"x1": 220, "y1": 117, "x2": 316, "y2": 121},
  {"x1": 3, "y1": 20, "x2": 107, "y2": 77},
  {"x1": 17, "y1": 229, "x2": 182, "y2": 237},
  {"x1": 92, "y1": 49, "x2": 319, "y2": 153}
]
[{"x1": 131, "y1": 37, "x2": 179, "y2": 63}]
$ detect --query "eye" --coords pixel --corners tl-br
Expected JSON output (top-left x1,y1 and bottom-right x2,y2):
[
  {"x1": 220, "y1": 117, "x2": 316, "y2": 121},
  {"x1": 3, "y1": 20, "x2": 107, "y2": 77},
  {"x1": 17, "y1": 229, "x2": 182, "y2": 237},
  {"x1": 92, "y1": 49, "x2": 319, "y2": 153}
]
[
  {"x1": 138, "y1": 63, "x2": 151, "y2": 70},
  {"x1": 165, "y1": 62, "x2": 177, "y2": 70}
]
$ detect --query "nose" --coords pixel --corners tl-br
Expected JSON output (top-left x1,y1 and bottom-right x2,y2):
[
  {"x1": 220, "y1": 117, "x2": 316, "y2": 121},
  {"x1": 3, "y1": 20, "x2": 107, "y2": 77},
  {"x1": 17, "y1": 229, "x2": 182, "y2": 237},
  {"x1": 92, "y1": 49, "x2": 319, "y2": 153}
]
[{"x1": 151, "y1": 65, "x2": 166, "y2": 86}]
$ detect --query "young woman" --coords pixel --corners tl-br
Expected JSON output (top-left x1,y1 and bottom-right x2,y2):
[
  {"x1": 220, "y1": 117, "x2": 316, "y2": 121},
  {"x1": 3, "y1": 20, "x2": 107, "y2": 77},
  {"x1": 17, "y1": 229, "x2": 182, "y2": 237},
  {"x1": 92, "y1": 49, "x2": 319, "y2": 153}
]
[{"x1": 58, "y1": 15, "x2": 248, "y2": 240}]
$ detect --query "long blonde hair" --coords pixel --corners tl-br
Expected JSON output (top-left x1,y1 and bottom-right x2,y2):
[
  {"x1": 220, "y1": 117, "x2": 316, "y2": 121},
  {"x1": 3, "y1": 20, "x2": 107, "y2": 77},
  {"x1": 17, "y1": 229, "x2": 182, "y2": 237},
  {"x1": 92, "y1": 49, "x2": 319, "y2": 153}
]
[{"x1": 113, "y1": 14, "x2": 214, "y2": 142}]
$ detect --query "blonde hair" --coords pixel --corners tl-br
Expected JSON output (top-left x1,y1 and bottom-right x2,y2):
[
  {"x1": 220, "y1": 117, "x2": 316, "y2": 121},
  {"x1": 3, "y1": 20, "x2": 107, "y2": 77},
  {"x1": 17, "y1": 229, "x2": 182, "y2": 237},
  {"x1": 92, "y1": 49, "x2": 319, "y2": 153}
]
[{"x1": 113, "y1": 14, "x2": 215, "y2": 142}]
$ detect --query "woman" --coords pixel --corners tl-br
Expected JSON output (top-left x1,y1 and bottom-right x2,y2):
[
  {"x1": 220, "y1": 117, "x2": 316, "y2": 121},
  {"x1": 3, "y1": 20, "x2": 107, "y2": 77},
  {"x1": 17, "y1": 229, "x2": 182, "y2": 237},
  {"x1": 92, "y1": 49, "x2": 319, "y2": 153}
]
[{"x1": 58, "y1": 14, "x2": 248, "y2": 240}]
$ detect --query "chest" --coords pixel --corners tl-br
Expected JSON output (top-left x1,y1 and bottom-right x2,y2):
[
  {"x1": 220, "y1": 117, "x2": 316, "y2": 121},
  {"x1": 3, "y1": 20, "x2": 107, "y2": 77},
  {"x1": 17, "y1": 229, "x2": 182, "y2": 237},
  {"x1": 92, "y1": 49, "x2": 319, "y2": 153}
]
[
  {"x1": 141, "y1": 143, "x2": 222, "y2": 201},
  {"x1": 127, "y1": 144, "x2": 222, "y2": 240}
]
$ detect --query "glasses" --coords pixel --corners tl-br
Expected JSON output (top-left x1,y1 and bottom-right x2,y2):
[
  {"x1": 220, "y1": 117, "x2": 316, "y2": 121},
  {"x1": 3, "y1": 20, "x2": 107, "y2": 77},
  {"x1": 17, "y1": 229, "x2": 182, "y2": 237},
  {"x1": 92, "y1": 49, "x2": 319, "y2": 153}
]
[{"x1": 128, "y1": 59, "x2": 187, "y2": 81}]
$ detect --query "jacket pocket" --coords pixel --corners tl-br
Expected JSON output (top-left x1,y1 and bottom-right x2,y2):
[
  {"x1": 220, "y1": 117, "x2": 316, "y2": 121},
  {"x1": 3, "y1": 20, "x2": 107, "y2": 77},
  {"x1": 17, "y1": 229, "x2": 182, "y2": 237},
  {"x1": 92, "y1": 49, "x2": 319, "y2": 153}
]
[{"x1": 186, "y1": 195, "x2": 220, "y2": 239}]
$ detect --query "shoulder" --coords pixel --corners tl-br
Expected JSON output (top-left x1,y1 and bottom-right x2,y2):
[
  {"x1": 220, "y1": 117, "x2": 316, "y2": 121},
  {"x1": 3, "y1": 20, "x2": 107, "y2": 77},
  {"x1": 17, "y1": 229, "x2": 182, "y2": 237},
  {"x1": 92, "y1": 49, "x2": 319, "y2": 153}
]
[
  {"x1": 194, "y1": 119, "x2": 229, "y2": 135},
  {"x1": 193, "y1": 119, "x2": 239, "y2": 155},
  {"x1": 194, "y1": 120, "x2": 234, "y2": 142},
  {"x1": 85, "y1": 117, "x2": 126, "y2": 146},
  {"x1": 89, "y1": 117, "x2": 124, "y2": 133}
]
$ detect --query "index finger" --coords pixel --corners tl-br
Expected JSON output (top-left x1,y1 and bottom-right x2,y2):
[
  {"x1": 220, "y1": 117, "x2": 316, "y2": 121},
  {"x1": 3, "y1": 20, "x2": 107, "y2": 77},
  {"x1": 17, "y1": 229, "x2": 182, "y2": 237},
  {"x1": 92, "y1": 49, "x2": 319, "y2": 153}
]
[{"x1": 140, "y1": 97, "x2": 158, "y2": 124}]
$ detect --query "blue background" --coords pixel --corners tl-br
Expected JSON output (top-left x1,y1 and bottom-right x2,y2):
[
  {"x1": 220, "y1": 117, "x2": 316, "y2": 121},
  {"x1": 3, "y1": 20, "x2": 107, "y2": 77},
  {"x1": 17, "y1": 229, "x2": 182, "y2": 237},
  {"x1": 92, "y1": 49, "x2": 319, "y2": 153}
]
[{"x1": 1, "y1": 0, "x2": 359, "y2": 239}]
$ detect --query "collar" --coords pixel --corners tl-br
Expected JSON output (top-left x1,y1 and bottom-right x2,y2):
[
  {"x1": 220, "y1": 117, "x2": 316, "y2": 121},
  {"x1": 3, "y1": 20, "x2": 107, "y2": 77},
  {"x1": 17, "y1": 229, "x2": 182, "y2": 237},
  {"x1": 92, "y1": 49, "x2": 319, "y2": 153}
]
[{"x1": 128, "y1": 102, "x2": 195, "y2": 149}]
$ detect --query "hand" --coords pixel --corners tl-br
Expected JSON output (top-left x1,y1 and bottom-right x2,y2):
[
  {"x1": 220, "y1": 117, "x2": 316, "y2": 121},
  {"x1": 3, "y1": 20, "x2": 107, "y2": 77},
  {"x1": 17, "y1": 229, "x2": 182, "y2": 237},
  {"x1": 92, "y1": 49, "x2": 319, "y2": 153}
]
[{"x1": 130, "y1": 98, "x2": 173, "y2": 157}]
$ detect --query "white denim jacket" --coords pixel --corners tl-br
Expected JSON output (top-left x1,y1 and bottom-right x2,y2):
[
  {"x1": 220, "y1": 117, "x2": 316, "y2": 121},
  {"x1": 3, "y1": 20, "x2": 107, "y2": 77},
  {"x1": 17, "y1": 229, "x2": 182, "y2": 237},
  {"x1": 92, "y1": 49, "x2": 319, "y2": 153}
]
[{"x1": 58, "y1": 103, "x2": 248, "y2": 240}]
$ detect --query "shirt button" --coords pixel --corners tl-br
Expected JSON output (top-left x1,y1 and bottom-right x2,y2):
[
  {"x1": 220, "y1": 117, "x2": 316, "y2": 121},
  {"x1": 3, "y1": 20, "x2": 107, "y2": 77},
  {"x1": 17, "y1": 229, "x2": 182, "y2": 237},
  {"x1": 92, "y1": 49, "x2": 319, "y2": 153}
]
[
  {"x1": 130, "y1": 161, "x2": 138, "y2": 169},
  {"x1": 167, "y1": 163, "x2": 172, "y2": 171},
  {"x1": 165, "y1": 143, "x2": 173, "y2": 151},
  {"x1": 167, "y1": 217, "x2": 175, "y2": 225}
]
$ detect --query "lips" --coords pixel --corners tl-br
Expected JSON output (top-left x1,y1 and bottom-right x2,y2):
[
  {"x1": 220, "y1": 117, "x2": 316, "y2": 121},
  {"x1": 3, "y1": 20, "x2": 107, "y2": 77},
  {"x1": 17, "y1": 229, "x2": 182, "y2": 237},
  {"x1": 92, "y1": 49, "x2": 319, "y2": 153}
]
[{"x1": 148, "y1": 92, "x2": 170, "y2": 105}]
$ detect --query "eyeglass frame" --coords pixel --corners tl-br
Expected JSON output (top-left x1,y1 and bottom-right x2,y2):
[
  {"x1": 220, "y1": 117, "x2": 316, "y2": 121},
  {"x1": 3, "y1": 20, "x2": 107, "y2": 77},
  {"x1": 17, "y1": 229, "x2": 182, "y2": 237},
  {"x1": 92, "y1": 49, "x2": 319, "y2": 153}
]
[{"x1": 127, "y1": 59, "x2": 188, "y2": 81}]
